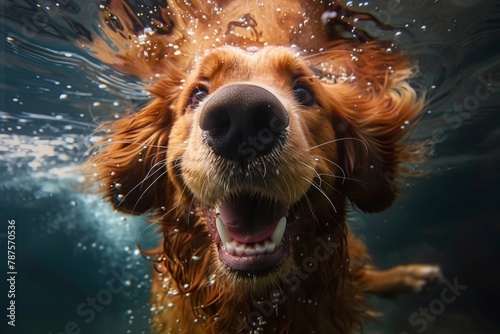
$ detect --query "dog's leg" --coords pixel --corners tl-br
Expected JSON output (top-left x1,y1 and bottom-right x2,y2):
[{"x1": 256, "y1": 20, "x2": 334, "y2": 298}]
[{"x1": 358, "y1": 265, "x2": 442, "y2": 297}]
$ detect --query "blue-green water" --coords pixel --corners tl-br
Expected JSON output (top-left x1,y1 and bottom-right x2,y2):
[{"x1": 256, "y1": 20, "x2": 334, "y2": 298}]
[{"x1": 1, "y1": 1, "x2": 499, "y2": 333}]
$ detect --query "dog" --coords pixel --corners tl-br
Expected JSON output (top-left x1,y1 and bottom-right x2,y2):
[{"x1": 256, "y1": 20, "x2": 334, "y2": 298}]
[{"x1": 85, "y1": 1, "x2": 441, "y2": 333}]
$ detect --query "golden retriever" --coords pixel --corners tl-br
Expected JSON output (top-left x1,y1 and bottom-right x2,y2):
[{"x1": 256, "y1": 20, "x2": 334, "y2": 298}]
[{"x1": 86, "y1": 1, "x2": 441, "y2": 332}]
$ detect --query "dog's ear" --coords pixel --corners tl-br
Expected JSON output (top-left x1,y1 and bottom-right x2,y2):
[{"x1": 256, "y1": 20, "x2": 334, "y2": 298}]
[
  {"x1": 336, "y1": 102, "x2": 414, "y2": 213},
  {"x1": 87, "y1": 93, "x2": 174, "y2": 215},
  {"x1": 316, "y1": 42, "x2": 424, "y2": 213}
]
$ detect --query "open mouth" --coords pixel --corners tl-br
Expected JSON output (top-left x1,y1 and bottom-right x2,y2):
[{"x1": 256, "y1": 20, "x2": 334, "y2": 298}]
[{"x1": 206, "y1": 193, "x2": 295, "y2": 273}]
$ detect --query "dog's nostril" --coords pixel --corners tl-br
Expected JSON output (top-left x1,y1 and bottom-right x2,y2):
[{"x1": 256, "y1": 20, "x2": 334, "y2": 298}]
[
  {"x1": 201, "y1": 107, "x2": 231, "y2": 137},
  {"x1": 199, "y1": 84, "x2": 289, "y2": 165}
]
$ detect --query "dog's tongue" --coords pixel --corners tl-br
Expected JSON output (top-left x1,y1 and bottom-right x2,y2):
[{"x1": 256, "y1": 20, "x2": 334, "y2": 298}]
[{"x1": 219, "y1": 195, "x2": 286, "y2": 243}]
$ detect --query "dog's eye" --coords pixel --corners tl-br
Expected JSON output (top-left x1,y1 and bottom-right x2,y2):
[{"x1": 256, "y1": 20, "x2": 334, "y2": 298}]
[
  {"x1": 293, "y1": 84, "x2": 315, "y2": 106},
  {"x1": 188, "y1": 86, "x2": 209, "y2": 109}
]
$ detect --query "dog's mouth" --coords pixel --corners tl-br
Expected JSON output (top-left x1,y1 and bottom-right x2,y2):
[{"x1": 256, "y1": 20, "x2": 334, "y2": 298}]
[{"x1": 206, "y1": 192, "x2": 297, "y2": 274}]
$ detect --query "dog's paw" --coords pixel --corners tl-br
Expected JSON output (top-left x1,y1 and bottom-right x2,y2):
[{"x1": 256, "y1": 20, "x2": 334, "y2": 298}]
[{"x1": 395, "y1": 264, "x2": 442, "y2": 294}]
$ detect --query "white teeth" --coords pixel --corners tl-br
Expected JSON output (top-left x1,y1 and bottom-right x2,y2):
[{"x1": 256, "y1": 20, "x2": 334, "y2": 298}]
[
  {"x1": 235, "y1": 244, "x2": 245, "y2": 256},
  {"x1": 271, "y1": 216, "x2": 287, "y2": 244},
  {"x1": 264, "y1": 240, "x2": 276, "y2": 253},
  {"x1": 254, "y1": 243, "x2": 266, "y2": 255},
  {"x1": 216, "y1": 215, "x2": 287, "y2": 257},
  {"x1": 216, "y1": 217, "x2": 231, "y2": 244},
  {"x1": 245, "y1": 247, "x2": 257, "y2": 256},
  {"x1": 225, "y1": 241, "x2": 235, "y2": 254}
]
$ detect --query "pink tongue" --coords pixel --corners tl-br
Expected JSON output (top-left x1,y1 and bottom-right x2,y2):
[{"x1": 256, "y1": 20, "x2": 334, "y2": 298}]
[{"x1": 219, "y1": 195, "x2": 286, "y2": 244}]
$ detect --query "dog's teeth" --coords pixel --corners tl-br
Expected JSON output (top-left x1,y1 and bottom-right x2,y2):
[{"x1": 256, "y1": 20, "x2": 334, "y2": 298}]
[
  {"x1": 214, "y1": 205, "x2": 220, "y2": 215},
  {"x1": 225, "y1": 241, "x2": 235, "y2": 254},
  {"x1": 264, "y1": 240, "x2": 276, "y2": 253},
  {"x1": 216, "y1": 217, "x2": 231, "y2": 244},
  {"x1": 255, "y1": 243, "x2": 267, "y2": 255},
  {"x1": 219, "y1": 216, "x2": 286, "y2": 256},
  {"x1": 271, "y1": 216, "x2": 287, "y2": 244},
  {"x1": 244, "y1": 247, "x2": 257, "y2": 256},
  {"x1": 235, "y1": 244, "x2": 245, "y2": 256},
  {"x1": 225, "y1": 240, "x2": 279, "y2": 256}
]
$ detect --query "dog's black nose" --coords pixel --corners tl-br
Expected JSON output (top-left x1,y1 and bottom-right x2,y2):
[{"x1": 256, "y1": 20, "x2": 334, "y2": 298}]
[{"x1": 199, "y1": 84, "x2": 289, "y2": 165}]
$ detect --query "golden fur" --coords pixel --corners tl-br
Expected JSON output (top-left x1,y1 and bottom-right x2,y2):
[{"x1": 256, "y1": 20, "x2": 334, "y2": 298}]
[{"x1": 85, "y1": 1, "x2": 440, "y2": 333}]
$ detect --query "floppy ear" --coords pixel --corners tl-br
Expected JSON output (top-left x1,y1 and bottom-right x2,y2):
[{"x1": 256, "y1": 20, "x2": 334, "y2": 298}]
[
  {"x1": 87, "y1": 93, "x2": 174, "y2": 215},
  {"x1": 82, "y1": 0, "x2": 197, "y2": 214},
  {"x1": 316, "y1": 42, "x2": 424, "y2": 213},
  {"x1": 335, "y1": 93, "x2": 419, "y2": 214}
]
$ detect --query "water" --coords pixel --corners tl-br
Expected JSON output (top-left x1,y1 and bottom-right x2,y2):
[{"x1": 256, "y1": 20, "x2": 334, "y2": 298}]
[{"x1": 1, "y1": 1, "x2": 499, "y2": 333}]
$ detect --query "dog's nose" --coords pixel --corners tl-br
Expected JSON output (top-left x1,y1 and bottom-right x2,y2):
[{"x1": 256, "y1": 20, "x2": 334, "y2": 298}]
[{"x1": 199, "y1": 84, "x2": 289, "y2": 165}]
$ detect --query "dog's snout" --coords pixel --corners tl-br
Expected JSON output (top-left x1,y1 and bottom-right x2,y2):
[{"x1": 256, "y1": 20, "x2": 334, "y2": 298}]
[{"x1": 199, "y1": 85, "x2": 289, "y2": 164}]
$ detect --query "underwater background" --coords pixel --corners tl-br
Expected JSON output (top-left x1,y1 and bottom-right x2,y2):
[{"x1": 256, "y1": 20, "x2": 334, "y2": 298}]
[{"x1": 1, "y1": 0, "x2": 499, "y2": 333}]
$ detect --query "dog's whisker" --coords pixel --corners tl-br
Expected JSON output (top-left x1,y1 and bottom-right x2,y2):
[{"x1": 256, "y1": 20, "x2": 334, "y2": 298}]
[
  {"x1": 313, "y1": 177, "x2": 346, "y2": 199},
  {"x1": 115, "y1": 161, "x2": 167, "y2": 208},
  {"x1": 146, "y1": 150, "x2": 169, "y2": 162},
  {"x1": 143, "y1": 159, "x2": 169, "y2": 179},
  {"x1": 301, "y1": 176, "x2": 337, "y2": 214},
  {"x1": 298, "y1": 161, "x2": 324, "y2": 188},
  {"x1": 92, "y1": 139, "x2": 185, "y2": 151},
  {"x1": 119, "y1": 159, "x2": 179, "y2": 211},
  {"x1": 316, "y1": 173, "x2": 366, "y2": 185},
  {"x1": 130, "y1": 168, "x2": 170, "y2": 213},
  {"x1": 122, "y1": 155, "x2": 176, "y2": 196},
  {"x1": 307, "y1": 137, "x2": 369, "y2": 153},
  {"x1": 312, "y1": 156, "x2": 347, "y2": 185}
]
